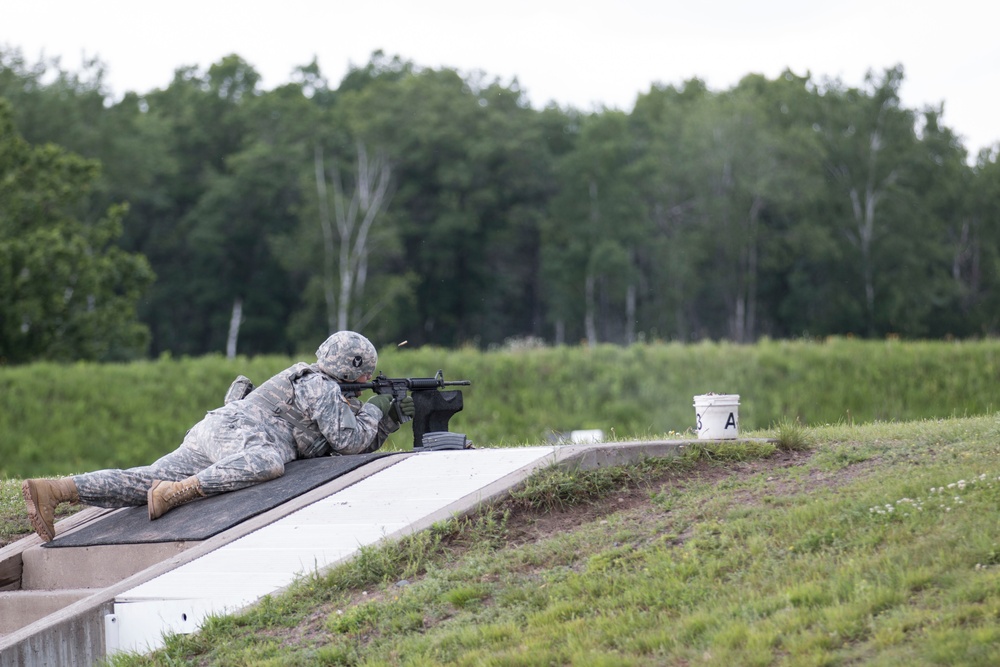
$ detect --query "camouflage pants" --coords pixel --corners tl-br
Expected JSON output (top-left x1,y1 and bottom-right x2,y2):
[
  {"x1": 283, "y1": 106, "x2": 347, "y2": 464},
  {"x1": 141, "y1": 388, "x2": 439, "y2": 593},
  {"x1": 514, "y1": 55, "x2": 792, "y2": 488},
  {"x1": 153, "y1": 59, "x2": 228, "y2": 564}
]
[{"x1": 74, "y1": 413, "x2": 297, "y2": 508}]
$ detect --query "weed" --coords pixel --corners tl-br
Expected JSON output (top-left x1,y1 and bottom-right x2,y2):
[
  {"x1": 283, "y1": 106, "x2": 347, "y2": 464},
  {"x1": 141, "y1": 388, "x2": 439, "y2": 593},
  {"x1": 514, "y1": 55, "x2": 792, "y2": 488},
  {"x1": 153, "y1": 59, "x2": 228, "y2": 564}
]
[
  {"x1": 441, "y1": 585, "x2": 488, "y2": 609},
  {"x1": 773, "y1": 416, "x2": 813, "y2": 452}
]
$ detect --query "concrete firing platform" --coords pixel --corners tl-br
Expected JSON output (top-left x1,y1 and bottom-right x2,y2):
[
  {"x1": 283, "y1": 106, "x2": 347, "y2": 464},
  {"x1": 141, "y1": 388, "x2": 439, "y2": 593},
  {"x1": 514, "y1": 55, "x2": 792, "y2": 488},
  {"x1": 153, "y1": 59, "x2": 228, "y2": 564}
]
[
  {"x1": 47, "y1": 452, "x2": 395, "y2": 547},
  {"x1": 109, "y1": 446, "x2": 560, "y2": 654},
  {"x1": 1, "y1": 439, "x2": 755, "y2": 666}
]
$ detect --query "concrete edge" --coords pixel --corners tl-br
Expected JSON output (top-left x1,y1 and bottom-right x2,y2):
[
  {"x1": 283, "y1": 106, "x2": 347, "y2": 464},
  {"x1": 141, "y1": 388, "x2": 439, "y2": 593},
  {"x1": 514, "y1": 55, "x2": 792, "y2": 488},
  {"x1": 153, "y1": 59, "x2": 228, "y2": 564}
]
[
  {"x1": 551, "y1": 437, "x2": 776, "y2": 468},
  {"x1": 0, "y1": 453, "x2": 412, "y2": 653}
]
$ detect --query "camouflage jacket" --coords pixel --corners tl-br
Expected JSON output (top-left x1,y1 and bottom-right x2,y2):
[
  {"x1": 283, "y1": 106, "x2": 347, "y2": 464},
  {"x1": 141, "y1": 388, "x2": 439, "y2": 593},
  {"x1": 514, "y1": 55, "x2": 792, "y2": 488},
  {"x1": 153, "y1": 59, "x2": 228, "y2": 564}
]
[{"x1": 216, "y1": 362, "x2": 397, "y2": 458}]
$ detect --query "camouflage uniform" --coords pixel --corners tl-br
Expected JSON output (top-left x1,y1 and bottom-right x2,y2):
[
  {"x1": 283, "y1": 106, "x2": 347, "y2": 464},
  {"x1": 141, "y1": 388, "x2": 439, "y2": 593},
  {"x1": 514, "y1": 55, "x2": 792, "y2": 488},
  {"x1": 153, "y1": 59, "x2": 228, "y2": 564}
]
[{"x1": 73, "y1": 332, "x2": 396, "y2": 508}]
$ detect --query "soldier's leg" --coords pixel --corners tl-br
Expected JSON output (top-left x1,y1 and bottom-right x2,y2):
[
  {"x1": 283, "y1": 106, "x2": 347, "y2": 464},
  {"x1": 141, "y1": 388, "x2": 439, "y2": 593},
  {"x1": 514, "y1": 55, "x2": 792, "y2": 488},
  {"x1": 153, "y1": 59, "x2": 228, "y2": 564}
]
[
  {"x1": 74, "y1": 445, "x2": 213, "y2": 508},
  {"x1": 179, "y1": 414, "x2": 294, "y2": 495},
  {"x1": 195, "y1": 445, "x2": 287, "y2": 495},
  {"x1": 146, "y1": 443, "x2": 286, "y2": 520}
]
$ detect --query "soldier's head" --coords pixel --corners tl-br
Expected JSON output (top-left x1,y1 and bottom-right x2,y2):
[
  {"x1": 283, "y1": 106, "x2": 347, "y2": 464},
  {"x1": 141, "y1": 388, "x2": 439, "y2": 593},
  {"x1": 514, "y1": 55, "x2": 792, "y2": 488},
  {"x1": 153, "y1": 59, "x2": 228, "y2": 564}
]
[{"x1": 316, "y1": 331, "x2": 378, "y2": 382}]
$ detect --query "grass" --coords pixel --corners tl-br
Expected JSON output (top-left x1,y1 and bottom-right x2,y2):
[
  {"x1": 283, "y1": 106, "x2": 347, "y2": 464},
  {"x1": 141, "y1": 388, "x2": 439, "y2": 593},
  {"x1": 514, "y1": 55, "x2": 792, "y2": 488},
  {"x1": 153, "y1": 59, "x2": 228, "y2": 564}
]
[
  {"x1": 60, "y1": 414, "x2": 1000, "y2": 665},
  {"x1": 0, "y1": 477, "x2": 82, "y2": 546},
  {"x1": 7, "y1": 338, "x2": 1000, "y2": 477}
]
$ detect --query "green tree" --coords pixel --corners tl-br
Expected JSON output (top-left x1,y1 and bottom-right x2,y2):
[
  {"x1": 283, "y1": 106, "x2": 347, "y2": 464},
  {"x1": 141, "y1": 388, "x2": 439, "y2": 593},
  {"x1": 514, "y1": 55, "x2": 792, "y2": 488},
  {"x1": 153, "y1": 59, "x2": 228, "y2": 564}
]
[
  {"x1": 270, "y1": 57, "x2": 414, "y2": 350},
  {"x1": 967, "y1": 147, "x2": 1000, "y2": 333},
  {"x1": 323, "y1": 60, "x2": 557, "y2": 347},
  {"x1": 133, "y1": 55, "x2": 305, "y2": 356},
  {"x1": 0, "y1": 47, "x2": 177, "y2": 264},
  {"x1": 544, "y1": 110, "x2": 645, "y2": 345},
  {"x1": 901, "y1": 106, "x2": 977, "y2": 337},
  {"x1": 628, "y1": 80, "x2": 711, "y2": 342},
  {"x1": 686, "y1": 74, "x2": 827, "y2": 341},
  {"x1": 0, "y1": 100, "x2": 154, "y2": 363},
  {"x1": 816, "y1": 66, "x2": 929, "y2": 336}
]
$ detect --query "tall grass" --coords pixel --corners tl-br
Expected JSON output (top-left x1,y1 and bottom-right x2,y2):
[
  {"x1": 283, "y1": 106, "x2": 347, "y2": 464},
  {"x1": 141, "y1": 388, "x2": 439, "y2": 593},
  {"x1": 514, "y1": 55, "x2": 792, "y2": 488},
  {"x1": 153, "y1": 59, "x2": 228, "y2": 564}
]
[{"x1": 3, "y1": 338, "x2": 1000, "y2": 477}]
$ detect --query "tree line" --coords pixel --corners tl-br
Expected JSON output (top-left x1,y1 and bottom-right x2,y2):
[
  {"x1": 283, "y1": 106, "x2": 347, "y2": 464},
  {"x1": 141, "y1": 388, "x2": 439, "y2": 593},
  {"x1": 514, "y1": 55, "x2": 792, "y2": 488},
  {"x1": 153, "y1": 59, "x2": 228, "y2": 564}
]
[{"x1": 1, "y1": 46, "x2": 999, "y2": 363}]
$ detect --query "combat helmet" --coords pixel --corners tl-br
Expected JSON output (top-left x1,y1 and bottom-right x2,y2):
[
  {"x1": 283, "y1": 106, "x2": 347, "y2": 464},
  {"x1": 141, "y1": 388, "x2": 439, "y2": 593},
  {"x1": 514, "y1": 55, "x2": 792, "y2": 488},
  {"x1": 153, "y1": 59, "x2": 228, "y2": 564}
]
[{"x1": 316, "y1": 331, "x2": 378, "y2": 381}]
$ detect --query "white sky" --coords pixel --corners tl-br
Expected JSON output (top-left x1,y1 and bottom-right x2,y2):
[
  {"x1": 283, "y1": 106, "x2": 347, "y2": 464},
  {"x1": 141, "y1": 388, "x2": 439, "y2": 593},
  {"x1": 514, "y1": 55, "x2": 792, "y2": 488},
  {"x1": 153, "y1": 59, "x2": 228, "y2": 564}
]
[{"x1": 4, "y1": 0, "x2": 999, "y2": 157}]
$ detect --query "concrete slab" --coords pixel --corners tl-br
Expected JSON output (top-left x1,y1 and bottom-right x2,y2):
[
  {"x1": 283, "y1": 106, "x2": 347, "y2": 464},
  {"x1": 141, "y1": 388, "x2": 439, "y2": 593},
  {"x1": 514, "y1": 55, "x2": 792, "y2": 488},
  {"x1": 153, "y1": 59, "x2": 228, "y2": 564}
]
[
  {"x1": 0, "y1": 507, "x2": 112, "y2": 590},
  {"x1": 0, "y1": 590, "x2": 93, "y2": 635},
  {"x1": 21, "y1": 542, "x2": 192, "y2": 590}
]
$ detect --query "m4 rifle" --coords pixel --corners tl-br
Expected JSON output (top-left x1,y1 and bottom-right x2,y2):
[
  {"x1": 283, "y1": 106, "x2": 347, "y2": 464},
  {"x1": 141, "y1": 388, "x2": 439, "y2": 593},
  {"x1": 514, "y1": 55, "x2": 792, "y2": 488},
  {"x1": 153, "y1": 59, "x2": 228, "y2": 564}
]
[{"x1": 339, "y1": 370, "x2": 472, "y2": 450}]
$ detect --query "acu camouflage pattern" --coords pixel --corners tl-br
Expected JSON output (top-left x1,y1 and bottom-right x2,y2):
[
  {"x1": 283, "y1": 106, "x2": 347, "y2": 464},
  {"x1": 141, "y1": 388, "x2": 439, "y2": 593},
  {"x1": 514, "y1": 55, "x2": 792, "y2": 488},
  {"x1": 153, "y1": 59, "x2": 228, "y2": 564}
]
[
  {"x1": 315, "y1": 331, "x2": 377, "y2": 381},
  {"x1": 74, "y1": 335, "x2": 398, "y2": 509}
]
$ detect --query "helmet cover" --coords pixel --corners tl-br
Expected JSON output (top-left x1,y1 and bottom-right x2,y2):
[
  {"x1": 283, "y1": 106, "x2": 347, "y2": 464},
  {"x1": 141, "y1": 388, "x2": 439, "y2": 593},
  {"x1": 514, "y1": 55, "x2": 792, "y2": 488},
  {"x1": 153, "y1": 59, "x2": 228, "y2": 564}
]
[{"x1": 316, "y1": 331, "x2": 377, "y2": 381}]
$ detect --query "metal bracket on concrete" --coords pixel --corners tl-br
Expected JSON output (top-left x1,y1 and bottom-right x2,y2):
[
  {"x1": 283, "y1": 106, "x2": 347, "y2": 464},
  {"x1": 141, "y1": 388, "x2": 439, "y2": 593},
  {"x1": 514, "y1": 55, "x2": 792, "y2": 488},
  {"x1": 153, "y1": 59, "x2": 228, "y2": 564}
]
[{"x1": 103, "y1": 614, "x2": 118, "y2": 654}]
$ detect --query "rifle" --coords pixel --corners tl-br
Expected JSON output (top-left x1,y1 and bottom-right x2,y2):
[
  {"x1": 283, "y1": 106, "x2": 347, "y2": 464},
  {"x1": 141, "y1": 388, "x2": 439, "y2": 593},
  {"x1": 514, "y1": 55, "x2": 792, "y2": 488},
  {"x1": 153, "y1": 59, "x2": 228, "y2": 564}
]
[{"x1": 339, "y1": 370, "x2": 472, "y2": 450}]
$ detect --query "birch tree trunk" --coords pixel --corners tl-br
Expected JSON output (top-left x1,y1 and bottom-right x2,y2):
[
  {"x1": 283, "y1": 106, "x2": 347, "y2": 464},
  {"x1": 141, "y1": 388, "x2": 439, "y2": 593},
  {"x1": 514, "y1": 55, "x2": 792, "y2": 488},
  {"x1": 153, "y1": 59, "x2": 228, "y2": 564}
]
[
  {"x1": 584, "y1": 179, "x2": 600, "y2": 348},
  {"x1": 226, "y1": 296, "x2": 242, "y2": 359},
  {"x1": 733, "y1": 196, "x2": 762, "y2": 343},
  {"x1": 844, "y1": 122, "x2": 898, "y2": 336},
  {"x1": 830, "y1": 96, "x2": 899, "y2": 337},
  {"x1": 314, "y1": 141, "x2": 392, "y2": 334},
  {"x1": 625, "y1": 283, "x2": 636, "y2": 344},
  {"x1": 584, "y1": 274, "x2": 597, "y2": 348}
]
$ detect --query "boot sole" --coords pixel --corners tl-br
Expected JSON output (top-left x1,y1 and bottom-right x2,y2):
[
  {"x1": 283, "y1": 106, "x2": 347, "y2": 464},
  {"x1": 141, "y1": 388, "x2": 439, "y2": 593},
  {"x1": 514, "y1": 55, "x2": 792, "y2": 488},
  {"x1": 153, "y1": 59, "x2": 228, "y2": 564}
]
[{"x1": 21, "y1": 480, "x2": 55, "y2": 542}]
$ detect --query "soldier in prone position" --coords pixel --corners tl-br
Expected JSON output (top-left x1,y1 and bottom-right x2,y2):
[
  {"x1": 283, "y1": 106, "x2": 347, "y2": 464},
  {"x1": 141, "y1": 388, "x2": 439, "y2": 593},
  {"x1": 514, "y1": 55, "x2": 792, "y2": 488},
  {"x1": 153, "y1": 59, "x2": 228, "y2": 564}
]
[{"x1": 21, "y1": 331, "x2": 413, "y2": 542}]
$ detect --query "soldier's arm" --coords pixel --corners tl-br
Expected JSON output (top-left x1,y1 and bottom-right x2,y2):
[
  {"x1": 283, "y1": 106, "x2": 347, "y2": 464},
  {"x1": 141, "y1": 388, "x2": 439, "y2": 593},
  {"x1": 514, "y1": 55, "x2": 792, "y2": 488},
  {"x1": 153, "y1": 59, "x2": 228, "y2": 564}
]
[{"x1": 299, "y1": 374, "x2": 386, "y2": 455}]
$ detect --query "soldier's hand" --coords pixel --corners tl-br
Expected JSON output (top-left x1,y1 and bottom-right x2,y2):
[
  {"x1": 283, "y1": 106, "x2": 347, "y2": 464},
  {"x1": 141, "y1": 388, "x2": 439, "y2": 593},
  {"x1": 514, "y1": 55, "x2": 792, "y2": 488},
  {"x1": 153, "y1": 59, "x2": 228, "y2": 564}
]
[
  {"x1": 367, "y1": 394, "x2": 393, "y2": 418},
  {"x1": 398, "y1": 396, "x2": 415, "y2": 419}
]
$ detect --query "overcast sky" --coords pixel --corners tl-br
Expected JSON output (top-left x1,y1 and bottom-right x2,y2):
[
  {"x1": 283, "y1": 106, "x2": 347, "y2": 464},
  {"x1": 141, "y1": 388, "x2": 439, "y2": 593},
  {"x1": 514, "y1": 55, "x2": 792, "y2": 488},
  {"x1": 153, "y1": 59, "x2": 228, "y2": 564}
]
[{"x1": 5, "y1": 0, "x2": 999, "y2": 157}]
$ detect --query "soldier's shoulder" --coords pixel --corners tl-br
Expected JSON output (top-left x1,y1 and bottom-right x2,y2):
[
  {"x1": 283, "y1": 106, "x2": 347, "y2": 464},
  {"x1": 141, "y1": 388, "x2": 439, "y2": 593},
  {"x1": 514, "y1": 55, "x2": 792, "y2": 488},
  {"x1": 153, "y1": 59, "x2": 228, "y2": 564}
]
[{"x1": 294, "y1": 365, "x2": 341, "y2": 394}]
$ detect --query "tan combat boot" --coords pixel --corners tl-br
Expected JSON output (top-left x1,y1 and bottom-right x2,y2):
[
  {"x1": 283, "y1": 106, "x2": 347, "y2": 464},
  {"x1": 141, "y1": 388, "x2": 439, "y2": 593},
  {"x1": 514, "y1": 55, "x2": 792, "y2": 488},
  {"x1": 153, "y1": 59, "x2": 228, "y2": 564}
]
[
  {"x1": 147, "y1": 476, "x2": 206, "y2": 520},
  {"x1": 22, "y1": 477, "x2": 80, "y2": 542}
]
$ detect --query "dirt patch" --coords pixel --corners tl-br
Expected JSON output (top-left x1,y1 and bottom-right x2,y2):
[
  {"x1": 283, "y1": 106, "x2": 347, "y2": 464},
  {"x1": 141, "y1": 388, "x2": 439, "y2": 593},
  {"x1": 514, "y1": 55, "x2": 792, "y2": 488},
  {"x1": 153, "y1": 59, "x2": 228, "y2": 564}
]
[{"x1": 499, "y1": 448, "x2": 816, "y2": 546}]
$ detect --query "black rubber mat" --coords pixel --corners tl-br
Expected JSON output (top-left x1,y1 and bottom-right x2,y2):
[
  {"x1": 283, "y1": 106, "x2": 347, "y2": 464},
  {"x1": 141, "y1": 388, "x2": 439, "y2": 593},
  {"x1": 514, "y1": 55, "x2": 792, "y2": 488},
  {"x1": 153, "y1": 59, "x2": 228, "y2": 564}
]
[{"x1": 44, "y1": 452, "x2": 396, "y2": 548}]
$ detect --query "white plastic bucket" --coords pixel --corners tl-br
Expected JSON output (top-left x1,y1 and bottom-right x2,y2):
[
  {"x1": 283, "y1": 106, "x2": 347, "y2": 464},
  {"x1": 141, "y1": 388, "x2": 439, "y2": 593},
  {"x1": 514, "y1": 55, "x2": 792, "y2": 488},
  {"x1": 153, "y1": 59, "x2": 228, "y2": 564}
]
[
  {"x1": 570, "y1": 429, "x2": 604, "y2": 444},
  {"x1": 693, "y1": 394, "x2": 740, "y2": 440}
]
